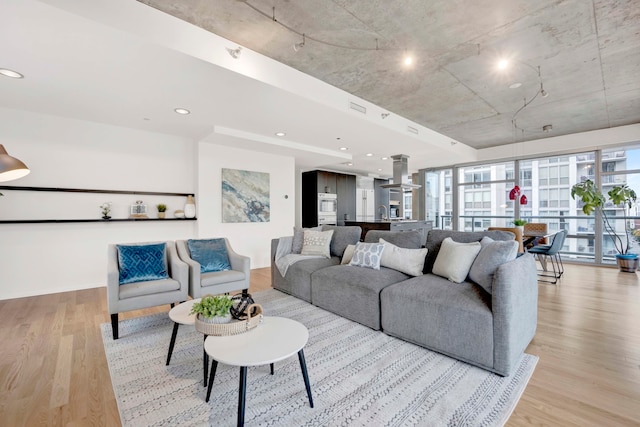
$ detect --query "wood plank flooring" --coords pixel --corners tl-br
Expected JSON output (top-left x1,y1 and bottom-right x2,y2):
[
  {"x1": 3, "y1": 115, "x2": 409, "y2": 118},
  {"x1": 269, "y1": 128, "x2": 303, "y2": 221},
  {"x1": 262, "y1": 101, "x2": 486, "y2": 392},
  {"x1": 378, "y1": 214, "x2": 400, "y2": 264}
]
[{"x1": 0, "y1": 265, "x2": 638, "y2": 426}]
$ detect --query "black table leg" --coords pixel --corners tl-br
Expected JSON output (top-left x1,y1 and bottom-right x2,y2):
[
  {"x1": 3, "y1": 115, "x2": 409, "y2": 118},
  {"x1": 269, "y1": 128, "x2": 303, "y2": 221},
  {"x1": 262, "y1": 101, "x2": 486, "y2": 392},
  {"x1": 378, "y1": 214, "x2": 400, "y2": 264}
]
[
  {"x1": 270, "y1": 363, "x2": 274, "y2": 375},
  {"x1": 238, "y1": 366, "x2": 247, "y2": 427},
  {"x1": 205, "y1": 359, "x2": 218, "y2": 402},
  {"x1": 166, "y1": 322, "x2": 180, "y2": 366},
  {"x1": 203, "y1": 335, "x2": 208, "y2": 387},
  {"x1": 298, "y1": 349, "x2": 314, "y2": 408}
]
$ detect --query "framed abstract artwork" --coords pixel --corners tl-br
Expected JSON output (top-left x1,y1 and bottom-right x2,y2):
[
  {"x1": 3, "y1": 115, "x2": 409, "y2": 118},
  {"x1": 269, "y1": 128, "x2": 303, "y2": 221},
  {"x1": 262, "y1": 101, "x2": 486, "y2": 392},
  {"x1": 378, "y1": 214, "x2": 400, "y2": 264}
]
[{"x1": 221, "y1": 168, "x2": 270, "y2": 223}]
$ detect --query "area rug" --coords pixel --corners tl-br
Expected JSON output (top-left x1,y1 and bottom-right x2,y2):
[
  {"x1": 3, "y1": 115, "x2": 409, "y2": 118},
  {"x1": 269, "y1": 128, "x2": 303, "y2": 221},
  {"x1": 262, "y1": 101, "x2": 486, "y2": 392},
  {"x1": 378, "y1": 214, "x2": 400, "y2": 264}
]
[{"x1": 101, "y1": 289, "x2": 537, "y2": 427}]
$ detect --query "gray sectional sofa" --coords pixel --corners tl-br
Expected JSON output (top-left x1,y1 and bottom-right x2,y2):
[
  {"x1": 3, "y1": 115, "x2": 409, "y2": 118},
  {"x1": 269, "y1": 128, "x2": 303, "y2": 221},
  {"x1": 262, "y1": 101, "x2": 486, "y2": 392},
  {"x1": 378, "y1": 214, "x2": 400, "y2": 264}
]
[{"x1": 271, "y1": 226, "x2": 538, "y2": 376}]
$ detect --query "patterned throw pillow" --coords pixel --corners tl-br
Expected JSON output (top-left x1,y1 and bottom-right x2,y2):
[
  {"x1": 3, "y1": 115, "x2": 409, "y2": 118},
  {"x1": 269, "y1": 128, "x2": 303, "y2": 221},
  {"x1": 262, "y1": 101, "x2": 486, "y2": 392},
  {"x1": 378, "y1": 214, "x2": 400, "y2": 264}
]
[
  {"x1": 300, "y1": 229, "x2": 334, "y2": 258},
  {"x1": 432, "y1": 237, "x2": 482, "y2": 283},
  {"x1": 117, "y1": 243, "x2": 168, "y2": 285},
  {"x1": 292, "y1": 226, "x2": 322, "y2": 254},
  {"x1": 349, "y1": 242, "x2": 385, "y2": 270},
  {"x1": 187, "y1": 238, "x2": 232, "y2": 273}
]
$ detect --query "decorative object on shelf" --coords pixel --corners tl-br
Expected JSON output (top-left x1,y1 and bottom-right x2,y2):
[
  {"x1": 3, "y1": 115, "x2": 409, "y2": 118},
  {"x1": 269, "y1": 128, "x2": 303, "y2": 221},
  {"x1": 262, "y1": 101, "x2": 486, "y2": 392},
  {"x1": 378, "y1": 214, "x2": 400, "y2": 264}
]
[
  {"x1": 222, "y1": 168, "x2": 270, "y2": 223},
  {"x1": 0, "y1": 144, "x2": 30, "y2": 184},
  {"x1": 571, "y1": 178, "x2": 638, "y2": 272},
  {"x1": 174, "y1": 209, "x2": 185, "y2": 219},
  {"x1": 129, "y1": 200, "x2": 148, "y2": 218},
  {"x1": 156, "y1": 203, "x2": 167, "y2": 219},
  {"x1": 184, "y1": 195, "x2": 196, "y2": 219},
  {"x1": 100, "y1": 202, "x2": 112, "y2": 220}
]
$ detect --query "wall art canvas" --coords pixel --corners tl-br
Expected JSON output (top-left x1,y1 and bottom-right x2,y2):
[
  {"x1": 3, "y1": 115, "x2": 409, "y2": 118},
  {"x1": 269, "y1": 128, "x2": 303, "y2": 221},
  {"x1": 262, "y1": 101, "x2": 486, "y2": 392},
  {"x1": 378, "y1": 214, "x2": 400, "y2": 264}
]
[{"x1": 221, "y1": 168, "x2": 270, "y2": 223}]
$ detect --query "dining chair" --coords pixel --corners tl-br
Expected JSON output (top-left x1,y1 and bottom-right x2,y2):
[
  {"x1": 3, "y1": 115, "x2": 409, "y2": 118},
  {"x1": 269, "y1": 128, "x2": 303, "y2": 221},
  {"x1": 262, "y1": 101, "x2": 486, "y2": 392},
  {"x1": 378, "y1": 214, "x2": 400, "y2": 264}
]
[{"x1": 527, "y1": 230, "x2": 567, "y2": 284}]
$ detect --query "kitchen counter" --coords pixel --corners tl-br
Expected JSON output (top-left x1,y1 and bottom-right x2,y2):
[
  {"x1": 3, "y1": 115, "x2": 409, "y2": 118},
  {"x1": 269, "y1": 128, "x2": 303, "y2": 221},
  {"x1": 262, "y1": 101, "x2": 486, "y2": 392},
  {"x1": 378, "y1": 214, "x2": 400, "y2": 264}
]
[{"x1": 345, "y1": 220, "x2": 433, "y2": 243}]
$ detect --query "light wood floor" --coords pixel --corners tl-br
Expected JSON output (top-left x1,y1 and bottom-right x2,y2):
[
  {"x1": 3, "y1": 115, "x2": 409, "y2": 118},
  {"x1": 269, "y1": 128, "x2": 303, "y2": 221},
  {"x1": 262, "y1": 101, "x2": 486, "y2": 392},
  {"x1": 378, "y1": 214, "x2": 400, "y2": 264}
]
[{"x1": 0, "y1": 265, "x2": 638, "y2": 426}]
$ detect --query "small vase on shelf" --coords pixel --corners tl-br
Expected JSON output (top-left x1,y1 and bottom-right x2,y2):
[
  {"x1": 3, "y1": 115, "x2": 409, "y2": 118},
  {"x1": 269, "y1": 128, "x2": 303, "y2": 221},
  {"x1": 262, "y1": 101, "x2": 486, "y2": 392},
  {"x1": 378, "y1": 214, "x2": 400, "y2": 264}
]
[{"x1": 184, "y1": 195, "x2": 196, "y2": 219}]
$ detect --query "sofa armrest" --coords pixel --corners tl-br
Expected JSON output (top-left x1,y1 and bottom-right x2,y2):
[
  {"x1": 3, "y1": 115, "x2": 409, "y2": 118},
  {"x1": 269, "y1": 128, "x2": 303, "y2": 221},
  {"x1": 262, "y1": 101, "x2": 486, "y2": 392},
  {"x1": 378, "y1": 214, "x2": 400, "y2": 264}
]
[
  {"x1": 491, "y1": 253, "x2": 538, "y2": 376},
  {"x1": 176, "y1": 239, "x2": 202, "y2": 298},
  {"x1": 106, "y1": 244, "x2": 120, "y2": 314},
  {"x1": 166, "y1": 241, "x2": 188, "y2": 297},
  {"x1": 227, "y1": 241, "x2": 251, "y2": 279}
]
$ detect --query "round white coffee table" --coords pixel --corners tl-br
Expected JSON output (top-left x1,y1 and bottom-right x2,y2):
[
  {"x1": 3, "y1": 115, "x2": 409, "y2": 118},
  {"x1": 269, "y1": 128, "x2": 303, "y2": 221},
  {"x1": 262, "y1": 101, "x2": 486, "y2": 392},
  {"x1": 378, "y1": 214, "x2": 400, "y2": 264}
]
[
  {"x1": 167, "y1": 299, "x2": 213, "y2": 386},
  {"x1": 204, "y1": 316, "x2": 313, "y2": 427}
]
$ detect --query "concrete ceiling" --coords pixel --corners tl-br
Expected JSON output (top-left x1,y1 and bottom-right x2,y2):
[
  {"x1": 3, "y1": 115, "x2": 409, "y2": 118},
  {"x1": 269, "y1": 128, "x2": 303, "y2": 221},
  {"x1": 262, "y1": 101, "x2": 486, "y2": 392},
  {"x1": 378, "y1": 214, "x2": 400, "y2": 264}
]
[
  {"x1": 1, "y1": 0, "x2": 638, "y2": 179},
  {"x1": 138, "y1": 0, "x2": 640, "y2": 149}
]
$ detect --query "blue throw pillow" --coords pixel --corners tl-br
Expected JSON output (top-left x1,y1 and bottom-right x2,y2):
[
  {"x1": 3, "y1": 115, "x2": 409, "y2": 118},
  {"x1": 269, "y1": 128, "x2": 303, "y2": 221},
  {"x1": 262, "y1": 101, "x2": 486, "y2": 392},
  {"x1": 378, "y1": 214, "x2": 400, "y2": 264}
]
[
  {"x1": 117, "y1": 243, "x2": 168, "y2": 285},
  {"x1": 187, "y1": 238, "x2": 231, "y2": 273}
]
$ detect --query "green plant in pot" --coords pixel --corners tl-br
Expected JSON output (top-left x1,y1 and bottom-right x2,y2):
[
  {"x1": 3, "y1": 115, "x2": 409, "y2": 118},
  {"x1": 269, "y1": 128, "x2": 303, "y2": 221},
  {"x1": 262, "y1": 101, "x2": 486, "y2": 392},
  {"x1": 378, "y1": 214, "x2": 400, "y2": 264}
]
[
  {"x1": 513, "y1": 219, "x2": 527, "y2": 227},
  {"x1": 571, "y1": 179, "x2": 638, "y2": 272},
  {"x1": 190, "y1": 295, "x2": 234, "y2": 323},
  {"x1": 156, "y1": 203, "x2": 167, "y2": 219}
]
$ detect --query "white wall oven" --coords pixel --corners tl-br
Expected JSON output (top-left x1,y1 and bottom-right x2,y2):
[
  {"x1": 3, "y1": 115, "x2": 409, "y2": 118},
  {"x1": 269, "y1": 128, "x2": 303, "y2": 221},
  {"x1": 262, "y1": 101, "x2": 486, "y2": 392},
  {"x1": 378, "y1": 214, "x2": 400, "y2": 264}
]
[{"x1": 317, "y1": 193, "x2": 337, "y2": 225}]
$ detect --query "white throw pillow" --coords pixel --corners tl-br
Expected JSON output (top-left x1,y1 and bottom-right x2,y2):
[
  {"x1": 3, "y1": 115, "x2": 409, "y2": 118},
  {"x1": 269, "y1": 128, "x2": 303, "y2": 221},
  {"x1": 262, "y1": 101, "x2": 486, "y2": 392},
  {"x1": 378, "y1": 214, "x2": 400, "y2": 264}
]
[
  {"x1": 349, "y1": 242, "x2": 385, "y2": 270},
  {"x1": 300, "y1": 229, "x2": 334, "y2": 258},
  {"x1": 341, "y1": 244, "x2": 356, "y2": 265},
  {"x1": 432, "y1": 237, "x2": 482, "y2": 283},
  {"x1": 379, "y1": 238, "x2": 428, "y2": 276}
]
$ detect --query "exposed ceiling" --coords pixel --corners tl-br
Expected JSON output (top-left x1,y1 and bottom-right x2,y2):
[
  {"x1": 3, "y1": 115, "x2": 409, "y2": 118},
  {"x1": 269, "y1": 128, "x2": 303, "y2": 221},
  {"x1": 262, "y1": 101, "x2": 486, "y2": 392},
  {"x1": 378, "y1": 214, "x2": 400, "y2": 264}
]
[
  {"x1": 1, "y1": 0, "x2": 638, "y2": 179},
  {"x1": 139, "y1": 0, "x2": 640, "y2": 149}
]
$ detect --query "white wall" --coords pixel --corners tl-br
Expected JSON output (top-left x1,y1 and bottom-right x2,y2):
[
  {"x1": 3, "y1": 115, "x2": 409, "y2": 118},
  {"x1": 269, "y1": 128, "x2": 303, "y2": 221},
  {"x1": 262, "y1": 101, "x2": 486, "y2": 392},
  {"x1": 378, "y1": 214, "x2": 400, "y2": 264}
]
[{"x1": 197, "y1": 140, "x2": 295, "y2": 268}]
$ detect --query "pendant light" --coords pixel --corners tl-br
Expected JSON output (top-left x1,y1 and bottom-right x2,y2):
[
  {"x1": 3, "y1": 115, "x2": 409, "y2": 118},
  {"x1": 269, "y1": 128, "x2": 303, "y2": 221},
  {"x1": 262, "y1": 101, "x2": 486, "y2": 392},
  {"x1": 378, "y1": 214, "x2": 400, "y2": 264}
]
[{"x1": 0, "y1": 145, "x2": 30, "y2": 182}]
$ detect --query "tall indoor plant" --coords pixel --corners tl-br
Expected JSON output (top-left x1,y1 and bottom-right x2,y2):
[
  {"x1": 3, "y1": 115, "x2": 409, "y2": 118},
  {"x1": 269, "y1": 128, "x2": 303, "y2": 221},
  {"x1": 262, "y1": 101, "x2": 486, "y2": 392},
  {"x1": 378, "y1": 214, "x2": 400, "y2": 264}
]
[{"x1": 571, "y1": 179, "x2": 638, "y2": 272}]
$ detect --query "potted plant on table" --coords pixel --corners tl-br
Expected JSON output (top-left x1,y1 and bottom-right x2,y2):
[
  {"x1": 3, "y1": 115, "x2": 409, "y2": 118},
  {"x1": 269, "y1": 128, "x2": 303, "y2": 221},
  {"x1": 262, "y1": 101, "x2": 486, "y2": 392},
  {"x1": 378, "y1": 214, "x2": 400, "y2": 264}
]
[
  {"x1": 156, "y1": 203, "x2": 167, "y2": 219},
  {"x1": 513, "y1": 219, "x2": 527, "y2": 234},
  {"x1": 571, "y1": 179, "x2": 638, "y2": 272},
  {"x1": 190, "y1": 295, "x2": 234, "y2": 324}
]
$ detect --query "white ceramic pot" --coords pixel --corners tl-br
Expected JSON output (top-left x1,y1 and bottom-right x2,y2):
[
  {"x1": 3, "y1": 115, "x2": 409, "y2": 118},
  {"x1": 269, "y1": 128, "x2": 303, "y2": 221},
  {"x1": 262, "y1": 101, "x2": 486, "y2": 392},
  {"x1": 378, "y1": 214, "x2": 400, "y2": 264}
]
[{"x1": 184, "y1": 195, "x2": 196, "y2": 219}]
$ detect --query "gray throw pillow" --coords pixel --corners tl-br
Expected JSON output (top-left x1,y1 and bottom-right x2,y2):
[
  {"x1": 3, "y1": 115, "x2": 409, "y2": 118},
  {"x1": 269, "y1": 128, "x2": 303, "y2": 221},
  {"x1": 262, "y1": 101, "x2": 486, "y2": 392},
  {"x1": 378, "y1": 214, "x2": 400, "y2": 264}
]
[
  {"x1": 469, "y1": 236, "x2": 518, "y2": 294},
  {"x1": 292, "y1": 226, "x2": 321, "y2": 254}
]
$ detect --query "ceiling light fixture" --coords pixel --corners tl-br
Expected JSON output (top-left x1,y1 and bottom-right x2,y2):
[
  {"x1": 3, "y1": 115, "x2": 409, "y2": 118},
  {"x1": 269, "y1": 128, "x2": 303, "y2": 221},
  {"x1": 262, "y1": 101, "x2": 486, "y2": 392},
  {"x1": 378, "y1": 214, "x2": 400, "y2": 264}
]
[
  {"x1": 226, "y1": 46, "x2": 242, "y2": 59},
  {"x1": 366, "y1": 153, "x2": 373, "y2": 157},
  {"x1": 381, "y1": 157, "x2": 388, "y2": 160},
  {"x1": 381, "y1": 113, "x2": 390, "y2": 119},
  {"x1": 174, "y1": 108, "x2": 190, "y2": 115},
  {"x1": 293, "y1": 33, "x2": 306, "y2": 52},
  {"x1": 0, "y1": 144, "x2": 30, "y2": 182},
  {"x1": 275, "y1": 132, "x2": 286, "y2": 137},
  {"x1": 497, "y1": 59, "x2": 509, "y2": 70},
  {"x1": 403, "y1": 54, "x2": 413, "y2": 66},
  {"x1": 0, "y1": 68, "x2": 24, "y2": 79},
  {"x1": 340, "y1": 147, "x2": 348, "y2": 151},
  {"x1": 346, "y1": 162, "x2": 353, "y2": 166},
  {"x1": 509, "y1": 82, "x2": 522, "y2": 89},
  {"x1": 542, "y1": 124, "x2": 553, "y2": 132},
  {"x1": 511, "y1": 64, "x2": 551, "y2": 136}
]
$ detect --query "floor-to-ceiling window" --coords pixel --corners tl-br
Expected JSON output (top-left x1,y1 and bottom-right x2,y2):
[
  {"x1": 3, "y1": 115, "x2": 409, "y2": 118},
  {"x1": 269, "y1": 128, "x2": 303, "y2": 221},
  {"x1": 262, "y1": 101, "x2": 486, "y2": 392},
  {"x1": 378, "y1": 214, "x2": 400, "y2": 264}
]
[{"x1": 421, "y1": 143, "x2": 640, "y2": 266}]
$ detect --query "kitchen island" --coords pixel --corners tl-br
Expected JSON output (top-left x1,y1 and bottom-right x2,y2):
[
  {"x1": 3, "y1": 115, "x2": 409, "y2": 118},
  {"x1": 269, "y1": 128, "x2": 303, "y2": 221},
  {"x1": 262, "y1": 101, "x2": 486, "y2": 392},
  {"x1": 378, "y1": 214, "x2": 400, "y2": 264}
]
[{"x1": 344, "y1": 220, "x2": 433, "y2": 244}]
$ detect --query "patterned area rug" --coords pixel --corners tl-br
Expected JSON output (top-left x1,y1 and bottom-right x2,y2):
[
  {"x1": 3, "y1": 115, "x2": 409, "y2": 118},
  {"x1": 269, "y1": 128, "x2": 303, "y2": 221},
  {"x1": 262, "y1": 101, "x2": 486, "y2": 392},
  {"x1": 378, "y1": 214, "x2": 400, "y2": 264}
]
[{"x1": 101, "y1": 289, "x2": 537, "y2": 427}]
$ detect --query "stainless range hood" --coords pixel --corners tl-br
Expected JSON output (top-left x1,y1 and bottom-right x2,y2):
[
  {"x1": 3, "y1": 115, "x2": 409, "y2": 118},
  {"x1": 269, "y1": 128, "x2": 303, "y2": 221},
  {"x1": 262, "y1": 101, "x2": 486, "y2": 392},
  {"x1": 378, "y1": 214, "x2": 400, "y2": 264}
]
[{"x1": 380, "y1": 154, "x2": 421, "y2": 190}]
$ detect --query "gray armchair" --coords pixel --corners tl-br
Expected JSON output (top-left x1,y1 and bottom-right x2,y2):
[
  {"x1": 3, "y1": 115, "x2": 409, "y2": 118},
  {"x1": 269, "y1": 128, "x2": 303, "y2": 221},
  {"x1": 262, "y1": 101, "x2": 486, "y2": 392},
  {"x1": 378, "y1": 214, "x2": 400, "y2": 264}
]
[
  {"x1": 107, "y1": 241, "x2": 188, "y2": 339},
  {"x1": 176, "y1": 238, "x2": 250, "y2": 299}
]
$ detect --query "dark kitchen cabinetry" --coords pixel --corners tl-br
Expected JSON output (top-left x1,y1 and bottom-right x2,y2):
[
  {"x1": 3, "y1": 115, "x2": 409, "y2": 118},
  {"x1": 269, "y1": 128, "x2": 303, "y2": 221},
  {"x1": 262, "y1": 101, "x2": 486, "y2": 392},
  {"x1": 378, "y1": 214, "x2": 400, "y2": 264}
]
[{"x1": 302, "y1": 170, "x2": 356, "y2": 227}]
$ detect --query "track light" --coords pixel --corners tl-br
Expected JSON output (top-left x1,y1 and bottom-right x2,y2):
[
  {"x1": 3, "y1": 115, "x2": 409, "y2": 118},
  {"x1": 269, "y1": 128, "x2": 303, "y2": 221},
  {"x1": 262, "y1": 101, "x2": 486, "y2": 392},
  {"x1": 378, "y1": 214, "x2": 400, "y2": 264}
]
[
  {"x1": 293, "y1": 33, "x2": 306, "y2": 52},
  {"x1": 381, "y1": 113, "x2": 390, "y2": 119},
  {"x1": 226, "y1": 46, "x2": 242, "y2": 59}
]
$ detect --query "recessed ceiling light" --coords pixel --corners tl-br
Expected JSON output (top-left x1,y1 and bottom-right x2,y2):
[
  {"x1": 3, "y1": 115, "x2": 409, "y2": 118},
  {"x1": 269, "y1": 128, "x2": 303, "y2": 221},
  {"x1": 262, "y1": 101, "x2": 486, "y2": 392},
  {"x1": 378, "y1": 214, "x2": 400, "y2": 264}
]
[
  {"x1": 381, "y1": 157, "x2": 388, "y2": 160},
  {"x1": 366, "y1": 153, "x2": 373, "y2": 157},
  {"x1": 403, "y1": 55, "x2": 413, "y2": 66},
  {"x1": 346, "y1": 162, "x2": 353, "y2": 166},
  {"x1": 340, "y1": 147, "x2": 348, "y2": 151},
  {"x1": 0, "y1": 68, "x2": 24, "y2": 79},
  {"x1": 497, "y1": 59, "x2": 509, "y2": 70},
  {"x1": 377, "y1": 168, "x2": 383, "y2": 171},
  {"x1": 509, "y1": 82, "x2": 522, "y2": 89},
  {"x1": 275, "y1": 132, "x2": 286, "y2": 137},
  {"x1": 174, "y1": 108, "x2": 190, "y2": 115}
]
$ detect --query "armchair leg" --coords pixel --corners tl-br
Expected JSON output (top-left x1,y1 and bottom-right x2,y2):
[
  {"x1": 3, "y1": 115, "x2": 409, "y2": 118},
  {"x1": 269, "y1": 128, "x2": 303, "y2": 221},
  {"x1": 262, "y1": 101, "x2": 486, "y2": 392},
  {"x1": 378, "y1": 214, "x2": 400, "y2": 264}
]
[{"x1": 111, "y1": 313, "x2": 119, "y2": 340}]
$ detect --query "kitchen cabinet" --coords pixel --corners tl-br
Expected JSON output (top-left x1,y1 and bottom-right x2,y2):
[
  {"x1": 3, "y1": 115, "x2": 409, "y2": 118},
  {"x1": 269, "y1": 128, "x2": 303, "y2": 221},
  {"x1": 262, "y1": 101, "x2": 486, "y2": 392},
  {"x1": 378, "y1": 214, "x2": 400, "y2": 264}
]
[{"x1": 302, "y1": 170, "x2": 356, "y2": 227}]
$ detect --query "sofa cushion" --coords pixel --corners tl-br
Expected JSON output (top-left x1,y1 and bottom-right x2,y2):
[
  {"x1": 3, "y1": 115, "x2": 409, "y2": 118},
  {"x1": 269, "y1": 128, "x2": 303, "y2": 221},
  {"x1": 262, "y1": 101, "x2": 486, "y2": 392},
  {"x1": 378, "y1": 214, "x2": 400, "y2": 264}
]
[
  {"x1": 424, "y1": 229, "x2": 515, "y2": 274},
  {"x1": 272, "y1": 256, "x2": 340, "y2": 302},
  {"x1": 379, "y1": 238, "x2": 428, "y2": 276},
  {"x1": 381, "y1": 275, "x2": 494, "y2": 369},
  {"x1": 469, "y1": 237, "x2": 519, "y2": 294},
  {"x1": 341, "y1": 244, "x2": 356, "y2": 264},
  {"x1": 349, "y1": 242, "x2": 385, "y2": 270},
  {"x1": 364, "y1": 230, "x2": 422, "y2": 249},
  {"x1": 322, "y1": 225, "x2": 362, "y2": 257},
  {"x1": 292, "y1": 226, "x2": 321, "y2": 254},
  {"x1": 311, "y1": 264, "x2": 411, "y2": 330},
  {"x1": 187, "y1": 238, "x2": 231, "y2": 273},
  {"x1": 117, "y1": 243, "x2": 168, "y2": 285},
  {"x1": 432, "y1": 237, "x2": 481, "y2": 283},
  {"x1": 301, "y1": 229, "x2": 334, "y2": 258}
]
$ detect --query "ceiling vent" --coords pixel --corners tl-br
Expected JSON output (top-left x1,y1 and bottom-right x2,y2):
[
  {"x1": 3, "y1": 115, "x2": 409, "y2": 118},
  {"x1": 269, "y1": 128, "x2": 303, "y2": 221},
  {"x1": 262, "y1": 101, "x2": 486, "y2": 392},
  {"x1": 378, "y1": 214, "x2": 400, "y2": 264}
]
[
  {"x1": 379, "y1": 154, "x2": 422, "y2": 190},
  {"x1": 349, "y1": 101, "x2": 367, "y2": 114},
  {"x1": 407, "y1": 126, "x2": 419, "y2": 134}
]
